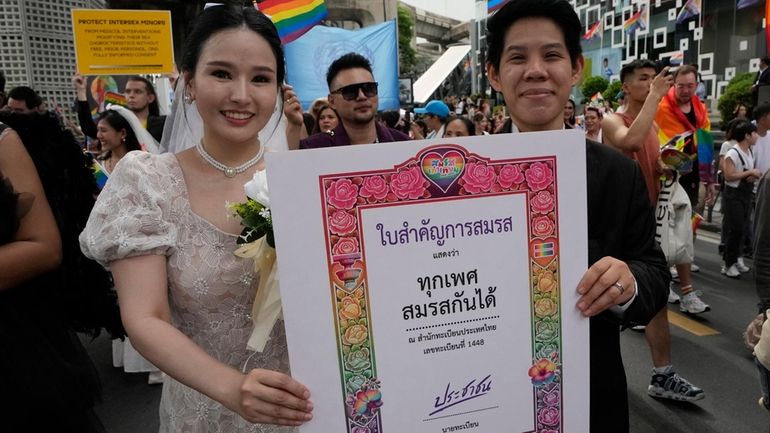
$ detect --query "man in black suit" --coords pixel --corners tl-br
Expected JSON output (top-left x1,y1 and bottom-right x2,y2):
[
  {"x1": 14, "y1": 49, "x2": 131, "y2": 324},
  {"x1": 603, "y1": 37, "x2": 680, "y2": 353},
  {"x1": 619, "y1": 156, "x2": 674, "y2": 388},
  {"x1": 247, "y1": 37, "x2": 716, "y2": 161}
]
[
  {"x1": 485, "y1": 1, "x2": 669, "y2": 432},
  {"x1": 753, "y1": 57, "x2": 770, "y2": 109}
]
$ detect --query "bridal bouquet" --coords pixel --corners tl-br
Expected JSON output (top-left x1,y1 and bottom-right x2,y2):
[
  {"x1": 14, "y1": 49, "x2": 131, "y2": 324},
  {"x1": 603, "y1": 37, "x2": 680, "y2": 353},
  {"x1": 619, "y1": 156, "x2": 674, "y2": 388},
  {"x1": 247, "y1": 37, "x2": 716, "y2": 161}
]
[
  {"x1": 229, "y1": 170, "x2": 274, "y2": 247},
  {"x1": 228, "y1": 170, "x2": 281, "y2": 352}
]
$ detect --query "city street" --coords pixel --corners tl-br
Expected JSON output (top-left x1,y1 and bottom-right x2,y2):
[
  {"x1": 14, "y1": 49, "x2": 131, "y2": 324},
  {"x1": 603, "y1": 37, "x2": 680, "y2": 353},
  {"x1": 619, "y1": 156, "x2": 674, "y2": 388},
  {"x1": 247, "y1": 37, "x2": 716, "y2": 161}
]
[{"x1": 84, "y1": 231, "x2": 770, "y2": 433}]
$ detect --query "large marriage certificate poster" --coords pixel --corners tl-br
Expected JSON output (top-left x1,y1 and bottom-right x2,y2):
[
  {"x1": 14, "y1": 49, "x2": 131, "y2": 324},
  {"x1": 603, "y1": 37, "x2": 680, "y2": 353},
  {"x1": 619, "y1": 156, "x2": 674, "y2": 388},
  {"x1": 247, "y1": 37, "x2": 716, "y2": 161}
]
[{"x1": 266, "y1": 130, "x2": 589, "y2": 433}]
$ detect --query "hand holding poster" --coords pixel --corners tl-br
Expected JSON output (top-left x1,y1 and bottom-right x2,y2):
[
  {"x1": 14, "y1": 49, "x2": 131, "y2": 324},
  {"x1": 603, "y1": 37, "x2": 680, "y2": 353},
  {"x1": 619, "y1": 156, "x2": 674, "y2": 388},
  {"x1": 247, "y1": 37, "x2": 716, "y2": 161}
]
[{"x1": 266, "y1": 130, "x2": 590, "y2": 433}]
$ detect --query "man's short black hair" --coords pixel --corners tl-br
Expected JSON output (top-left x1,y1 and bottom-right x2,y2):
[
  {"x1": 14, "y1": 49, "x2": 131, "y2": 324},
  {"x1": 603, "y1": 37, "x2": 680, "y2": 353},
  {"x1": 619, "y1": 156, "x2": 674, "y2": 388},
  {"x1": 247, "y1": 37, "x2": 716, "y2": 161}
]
[
  {"x1": 754, "y1": 102, "x2": 770, "y2": 121},
  {"x1": 326, "y1": 53, "x2": 374, "y2": 89},
  {"x1": 7, "y1": 86, "x2": 42, "y2": 110},
  {"x1": 620, "y1": 59, "x2": 657, "y2": 83},
  {"x1": 761, "y1": 57, "x2": 770, "y2": 66},
  {"x1": 486, "y1": 0, "x2": 582, "y2": 71}
]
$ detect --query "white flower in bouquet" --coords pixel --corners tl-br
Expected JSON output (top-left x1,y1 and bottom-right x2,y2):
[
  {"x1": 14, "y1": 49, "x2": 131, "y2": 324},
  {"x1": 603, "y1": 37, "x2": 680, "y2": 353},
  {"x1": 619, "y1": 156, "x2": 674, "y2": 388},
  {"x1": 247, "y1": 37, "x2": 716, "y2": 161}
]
[{"x1": 244, "y1": 169, "x2": 270, "y2": 208}]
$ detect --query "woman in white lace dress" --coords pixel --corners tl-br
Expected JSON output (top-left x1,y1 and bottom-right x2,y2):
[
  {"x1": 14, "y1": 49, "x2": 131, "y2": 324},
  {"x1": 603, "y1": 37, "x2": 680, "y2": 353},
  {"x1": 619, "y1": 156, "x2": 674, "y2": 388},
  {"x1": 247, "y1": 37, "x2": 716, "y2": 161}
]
[{"x1": 80, "y1": 6, "x2": 313, "y2": 432}]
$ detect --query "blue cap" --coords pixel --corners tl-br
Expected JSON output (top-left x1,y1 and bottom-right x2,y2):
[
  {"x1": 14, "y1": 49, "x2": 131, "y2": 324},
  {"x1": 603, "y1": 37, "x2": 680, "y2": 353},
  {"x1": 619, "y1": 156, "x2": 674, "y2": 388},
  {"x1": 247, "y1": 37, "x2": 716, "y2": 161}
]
[{"x1": 414, "y1": 100, "x2": 450, "y2": 118}]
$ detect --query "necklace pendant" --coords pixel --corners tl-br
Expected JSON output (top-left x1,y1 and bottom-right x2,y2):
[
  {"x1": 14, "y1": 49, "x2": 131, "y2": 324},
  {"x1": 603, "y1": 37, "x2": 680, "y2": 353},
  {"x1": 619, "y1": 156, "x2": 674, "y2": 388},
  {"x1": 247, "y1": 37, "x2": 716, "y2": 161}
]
[{"x1": 224, "y1": 167, "x2": 237, "y2": 178}]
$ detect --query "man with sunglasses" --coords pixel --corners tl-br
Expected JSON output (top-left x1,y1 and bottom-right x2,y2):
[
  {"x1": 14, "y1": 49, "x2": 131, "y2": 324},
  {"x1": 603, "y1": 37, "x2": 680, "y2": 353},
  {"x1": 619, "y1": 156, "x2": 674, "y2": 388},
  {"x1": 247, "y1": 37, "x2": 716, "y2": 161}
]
[{"x1": 300, "y1": 53, "x2": 409, "y2": 149}]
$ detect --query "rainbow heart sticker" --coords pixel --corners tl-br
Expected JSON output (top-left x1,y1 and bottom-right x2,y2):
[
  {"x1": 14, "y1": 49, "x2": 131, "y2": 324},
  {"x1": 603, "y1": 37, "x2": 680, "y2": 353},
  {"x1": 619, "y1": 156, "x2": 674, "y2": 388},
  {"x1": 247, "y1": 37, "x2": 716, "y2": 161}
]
[{"x1": 420, "y1": 149, "x2": 465, "y2": 193}]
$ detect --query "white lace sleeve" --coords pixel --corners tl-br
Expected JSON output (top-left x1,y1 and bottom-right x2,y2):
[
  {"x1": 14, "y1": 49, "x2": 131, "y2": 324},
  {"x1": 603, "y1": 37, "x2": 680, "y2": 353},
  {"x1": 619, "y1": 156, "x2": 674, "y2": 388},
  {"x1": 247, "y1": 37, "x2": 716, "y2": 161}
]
[{"x1": 80, "y1": 151, "x2": 176, "y2": 267}]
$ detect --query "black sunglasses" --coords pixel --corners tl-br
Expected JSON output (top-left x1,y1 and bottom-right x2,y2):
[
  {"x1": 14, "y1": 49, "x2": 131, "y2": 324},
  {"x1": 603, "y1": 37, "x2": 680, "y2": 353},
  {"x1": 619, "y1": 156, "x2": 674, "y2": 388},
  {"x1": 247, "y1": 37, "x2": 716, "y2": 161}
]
[{"x1": 331, "y1": 82, "x2": 378, "y2": 101}]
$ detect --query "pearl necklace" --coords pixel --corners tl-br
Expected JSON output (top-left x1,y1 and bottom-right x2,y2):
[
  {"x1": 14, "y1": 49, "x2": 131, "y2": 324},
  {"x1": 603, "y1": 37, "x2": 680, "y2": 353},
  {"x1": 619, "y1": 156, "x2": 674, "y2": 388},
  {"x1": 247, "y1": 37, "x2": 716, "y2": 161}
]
[{"x1": 195, "y1": 140, "x2": 264, "y2": 178}]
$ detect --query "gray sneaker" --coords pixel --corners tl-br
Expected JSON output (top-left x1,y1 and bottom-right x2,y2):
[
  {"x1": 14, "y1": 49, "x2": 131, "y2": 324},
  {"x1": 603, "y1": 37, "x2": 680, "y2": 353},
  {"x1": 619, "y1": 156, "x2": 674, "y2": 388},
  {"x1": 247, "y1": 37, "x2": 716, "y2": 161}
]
[{"x1": 680, "y1": 292, "x2": 710, "y2": 314}]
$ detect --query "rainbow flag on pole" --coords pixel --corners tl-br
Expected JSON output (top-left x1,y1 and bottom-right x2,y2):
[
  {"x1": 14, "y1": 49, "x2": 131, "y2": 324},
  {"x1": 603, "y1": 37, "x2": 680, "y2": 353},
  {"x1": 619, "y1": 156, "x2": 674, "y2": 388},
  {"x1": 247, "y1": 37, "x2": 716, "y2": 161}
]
[
  {"x1": 623, "y1": 7, "x2": 646, "y2": 35},
  {"x1": 583, "y1": 20, "x2": 603, "y2": 40},
  {"x1": 488, "y1": 0, "x2": 509, "y2": 14},
  {"x1": 257, "y1": 0, "x2": 328, "y2": 45},
  {"x1": 668, "y1": 51, "x2": 685, "y2": 66},
  {"x1": 676, "y1": 0, "x2": 701, "y2": 24}
]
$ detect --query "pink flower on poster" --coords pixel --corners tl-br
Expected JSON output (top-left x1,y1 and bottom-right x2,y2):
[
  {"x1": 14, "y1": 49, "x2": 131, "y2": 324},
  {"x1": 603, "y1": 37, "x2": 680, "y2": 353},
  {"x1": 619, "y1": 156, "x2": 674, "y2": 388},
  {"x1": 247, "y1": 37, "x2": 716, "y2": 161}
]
[
  {"x1": 327, "y1": 179, "x2": 359, "y2": 209},
  {"x1": 390, "y1": 167, "x2": 426, "y2": 200},
  {"x1": 333, "y1": 237, "x2": 359, "y2": 255},
  {"x1": 538, "y1": 406, "x2": 560, "y2": 426},
  {"x1": 462, "y1": 162, "x2": 496, "y2": 193},
  {"x1": 525, "y1": 162, "x2": 554, "y2": 192},
  {"x1": 532, "y1": 215, "x2": 555, "y2": 238},
  {"x1": 360, "y1": 175, "x2": 390, "y2": 202},
  {"x1": 498, "y1": 164, "x2": 526, "y2": 189},
  {"x1": 329, "y1": 210, "x2": 357, "y2": 236},
  {"x1": 531, "y1": 190, "x2": 555, "y2": 214}
]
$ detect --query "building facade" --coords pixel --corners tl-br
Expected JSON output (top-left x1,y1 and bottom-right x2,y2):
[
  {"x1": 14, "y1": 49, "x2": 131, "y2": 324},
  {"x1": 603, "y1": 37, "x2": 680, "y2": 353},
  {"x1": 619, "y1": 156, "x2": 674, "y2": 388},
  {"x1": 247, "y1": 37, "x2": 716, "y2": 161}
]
[
  {"x1": 0, "y1": 0, "x2": 105, "y2": 122},
  {"x1": 575, "y1": 0, "x2": 767, "y2": 102}
]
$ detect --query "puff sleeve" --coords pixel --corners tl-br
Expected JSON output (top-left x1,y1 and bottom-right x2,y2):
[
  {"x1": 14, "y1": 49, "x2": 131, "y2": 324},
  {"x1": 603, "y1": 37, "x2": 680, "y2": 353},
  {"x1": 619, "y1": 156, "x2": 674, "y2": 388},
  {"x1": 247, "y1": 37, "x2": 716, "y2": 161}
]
[{"x1": 80, "y1": 152, "x2": 176, "y2": 268}]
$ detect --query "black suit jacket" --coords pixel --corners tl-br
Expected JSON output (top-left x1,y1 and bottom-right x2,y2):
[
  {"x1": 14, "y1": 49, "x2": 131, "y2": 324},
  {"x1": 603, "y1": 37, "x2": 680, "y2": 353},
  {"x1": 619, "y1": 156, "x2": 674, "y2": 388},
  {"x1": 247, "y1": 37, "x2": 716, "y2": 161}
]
[
  {"x1": 584, "y1": 139, "x2": 669, "y2": 433},
  {"x1": 499, "y1": 122, "x2": 669, "y2": 432},
  {"x1": 758, "y1": 68, "x2": 770, "y2": 87}
]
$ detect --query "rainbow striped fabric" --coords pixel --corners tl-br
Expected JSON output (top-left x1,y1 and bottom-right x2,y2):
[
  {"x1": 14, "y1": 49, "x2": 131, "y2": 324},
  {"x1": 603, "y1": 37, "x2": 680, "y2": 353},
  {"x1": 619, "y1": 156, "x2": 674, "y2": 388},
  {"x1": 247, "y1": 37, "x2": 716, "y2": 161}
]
[
  {"x1": 583, "y1": 20, "x2": 603, "y2": 40},
  {"x1": 676, "y1": 0, "x2": 701, "y2": 23},
  {"x1": 533, "y1": 242, "x2": 555, "y2": 259},
  {"x1": 92, "y1": 161, "x2": 108, "y2": 191},
  {"x1": 623, "y1": 7, "x2": 646, "y2": 35},
  {"x1": 258, "y1": 0, "x2": 328, "y2": 44},
  {"x1": 487, "y1": 0, "x2": 509, "y2": 14}
]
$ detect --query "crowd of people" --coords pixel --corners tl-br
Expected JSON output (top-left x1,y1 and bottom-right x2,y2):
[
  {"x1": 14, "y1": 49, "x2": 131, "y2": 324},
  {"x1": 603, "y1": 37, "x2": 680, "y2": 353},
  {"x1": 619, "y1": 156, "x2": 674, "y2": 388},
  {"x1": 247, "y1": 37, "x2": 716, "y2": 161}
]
[{"x1": 1, "y1": 1, "x2": 770, "y2": 432}]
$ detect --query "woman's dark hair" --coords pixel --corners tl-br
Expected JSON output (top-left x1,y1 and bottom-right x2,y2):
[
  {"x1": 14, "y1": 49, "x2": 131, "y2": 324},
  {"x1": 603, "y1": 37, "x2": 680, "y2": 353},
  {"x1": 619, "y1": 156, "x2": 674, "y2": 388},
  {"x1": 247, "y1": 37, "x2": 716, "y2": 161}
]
[
  {"x1": 564, "y1": 99, "x2": 576, "y2": 125},
  {"x1": 732, "y1": 119, "x2": 757, "y2": 143},
  {"x1": 311, "y1": 104, "x2": 338, "y2": 134},
  {"x1": 414, "y1": 119, "x2": 428, "y2": 138},
  {"x1": 380, "y1": 110, "x2": 401, "y2": 129},
  {"x1": 127, "y1": 76, "x2": 161, "y2": 117},
  {"x1": 487, "y1": 0, "x2": 582, "y2": 71},
  {"x1": 725, "y1": 118, "x2": 741, "y2": 141},
  {"x1": 95, "y1": 110, "x2": 141, "y2": 161},
  {"x1": 0, "y1": 110, "x2": 124, "y2": 338},
  {"x1": 444, "y1": 117, "x2": 475, "y2": 137},
  {"x1": 181, "y1": 5, "x2": 285, "y2": 86}
]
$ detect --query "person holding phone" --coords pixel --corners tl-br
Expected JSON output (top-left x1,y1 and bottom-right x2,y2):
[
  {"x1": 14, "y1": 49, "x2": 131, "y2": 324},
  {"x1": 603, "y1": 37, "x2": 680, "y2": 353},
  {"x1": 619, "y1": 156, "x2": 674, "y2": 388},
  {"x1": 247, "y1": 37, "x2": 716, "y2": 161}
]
[{"x1": 300, "y1": 53, "x2": 410, "y2": 148}]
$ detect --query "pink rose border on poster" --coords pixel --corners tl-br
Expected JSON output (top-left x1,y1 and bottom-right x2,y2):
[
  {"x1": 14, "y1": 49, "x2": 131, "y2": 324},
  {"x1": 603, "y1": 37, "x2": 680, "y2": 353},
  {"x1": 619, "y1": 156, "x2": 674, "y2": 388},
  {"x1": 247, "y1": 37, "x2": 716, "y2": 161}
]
[{"x1": 319, "y1": 144, "x2": 563, "y2": 433}]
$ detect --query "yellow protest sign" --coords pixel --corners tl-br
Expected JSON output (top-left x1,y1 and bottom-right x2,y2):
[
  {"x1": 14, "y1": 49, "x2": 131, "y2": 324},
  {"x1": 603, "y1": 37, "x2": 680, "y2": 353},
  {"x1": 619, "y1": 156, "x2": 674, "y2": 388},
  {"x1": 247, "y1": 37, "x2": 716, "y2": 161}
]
[{"x1": 72, "y1": 9, "x2": 174, "y2": 75}]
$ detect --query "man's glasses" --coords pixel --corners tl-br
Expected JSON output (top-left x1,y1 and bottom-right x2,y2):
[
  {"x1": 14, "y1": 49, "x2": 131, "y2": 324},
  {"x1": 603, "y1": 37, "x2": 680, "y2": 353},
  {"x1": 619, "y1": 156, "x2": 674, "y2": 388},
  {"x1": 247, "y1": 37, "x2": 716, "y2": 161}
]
[{"x1": 331, "y1": 82, "x2": 378, "y2": 101}]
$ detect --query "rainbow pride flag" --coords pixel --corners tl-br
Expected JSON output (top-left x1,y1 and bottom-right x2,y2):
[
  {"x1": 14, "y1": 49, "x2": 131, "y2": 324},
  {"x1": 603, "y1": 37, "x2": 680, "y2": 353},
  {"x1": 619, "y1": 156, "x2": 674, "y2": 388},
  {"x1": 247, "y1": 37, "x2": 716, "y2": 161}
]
[
  {"x1": 92, "y1": 161, "x2": 108, "y2": 190},
  {"x1": 258, "y1": 0, "x2": 328, "y2": 44},
  {"x1": 668, "y1": 51, "x2": 684, "y2": 66},
  {"x1": 488, "y1": 0, "x2": 509, "y2": 13},
  {"x1": 676, "y1": 0, "x2": 701, "y2": 24},
  {"x1": 583, "y1": 20, "x2": 603, "y2": 41},
  {"x1": 623, "y1": 7, "x2": 646, "y2": 35}
]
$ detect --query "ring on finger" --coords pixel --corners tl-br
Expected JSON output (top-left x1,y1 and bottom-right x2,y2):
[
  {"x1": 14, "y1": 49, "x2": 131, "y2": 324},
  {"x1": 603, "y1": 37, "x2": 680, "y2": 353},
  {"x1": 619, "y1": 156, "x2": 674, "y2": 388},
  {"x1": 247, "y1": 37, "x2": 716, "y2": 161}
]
[{"x1": 612, "y1": 281, "x2": 625, "y2": 295}]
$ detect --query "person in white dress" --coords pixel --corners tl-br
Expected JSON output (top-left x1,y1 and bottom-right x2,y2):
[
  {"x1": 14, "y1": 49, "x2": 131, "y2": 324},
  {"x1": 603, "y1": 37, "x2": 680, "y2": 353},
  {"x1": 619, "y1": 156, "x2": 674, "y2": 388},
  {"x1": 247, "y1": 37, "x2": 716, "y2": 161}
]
[{"x1": 80, "y1": 5, "x2": 312, "y2": 432}]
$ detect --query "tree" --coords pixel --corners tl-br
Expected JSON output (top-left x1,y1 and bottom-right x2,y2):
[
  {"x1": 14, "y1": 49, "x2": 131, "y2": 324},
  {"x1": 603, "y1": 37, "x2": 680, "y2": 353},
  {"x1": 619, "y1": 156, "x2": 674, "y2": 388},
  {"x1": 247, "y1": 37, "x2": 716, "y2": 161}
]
[
  {"x1": 580, "y1": 76, "x2": 609, "y2": 104},
  {"x1": 717, "y1": 72, "x2": 754, "y2": 129},
  {"x1": 397, "y1": 4, "x2": 416, "y2": 75}
]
